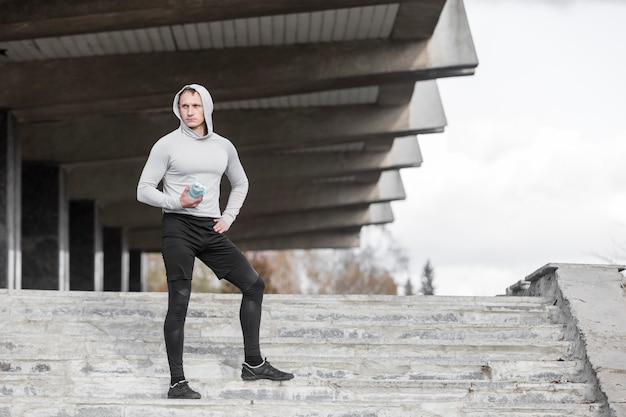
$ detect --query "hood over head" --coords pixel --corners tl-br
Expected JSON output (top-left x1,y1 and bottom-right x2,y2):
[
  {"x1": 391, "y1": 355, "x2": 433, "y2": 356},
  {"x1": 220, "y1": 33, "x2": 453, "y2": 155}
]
[{"x1": 172, "y1": 83, "x2": 214, "y2": 139}]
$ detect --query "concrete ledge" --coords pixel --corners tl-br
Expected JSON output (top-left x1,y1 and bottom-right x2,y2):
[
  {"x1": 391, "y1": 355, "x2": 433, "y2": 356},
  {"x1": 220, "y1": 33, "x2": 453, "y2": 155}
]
[{"x1": 508, "y1": 263, "x2": 626, "y2": 417}]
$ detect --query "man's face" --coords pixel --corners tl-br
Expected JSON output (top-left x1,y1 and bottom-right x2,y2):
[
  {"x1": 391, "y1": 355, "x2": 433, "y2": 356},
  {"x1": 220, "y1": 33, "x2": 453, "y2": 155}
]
[{"x1": 178, "y1": 91, "x2": 205, "y2": 133}]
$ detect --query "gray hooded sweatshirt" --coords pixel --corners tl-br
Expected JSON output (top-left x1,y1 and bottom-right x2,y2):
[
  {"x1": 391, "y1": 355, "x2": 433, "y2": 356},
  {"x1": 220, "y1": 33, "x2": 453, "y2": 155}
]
[{"x1": 137, "y1": 84, "x2": 249, "y2": 226}]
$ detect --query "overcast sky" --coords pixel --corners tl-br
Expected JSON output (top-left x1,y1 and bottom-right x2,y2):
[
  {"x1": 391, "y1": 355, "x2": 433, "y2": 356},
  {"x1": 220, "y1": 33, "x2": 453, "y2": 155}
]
[{"x1": 385, "y1": 0, "x2": 626, "y2": 296}]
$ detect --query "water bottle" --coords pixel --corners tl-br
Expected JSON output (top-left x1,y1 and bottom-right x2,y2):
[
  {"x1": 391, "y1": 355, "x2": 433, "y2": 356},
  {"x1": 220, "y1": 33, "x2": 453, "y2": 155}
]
[{"x1": 188, "y1": 182, "x2": 205, "y2": 199}]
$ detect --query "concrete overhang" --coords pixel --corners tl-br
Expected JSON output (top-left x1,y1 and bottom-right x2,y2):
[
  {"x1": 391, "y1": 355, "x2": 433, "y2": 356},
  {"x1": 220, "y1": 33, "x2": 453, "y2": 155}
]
[{"x1": 0, "y1": 0, "x2": 477, "y2": 251}]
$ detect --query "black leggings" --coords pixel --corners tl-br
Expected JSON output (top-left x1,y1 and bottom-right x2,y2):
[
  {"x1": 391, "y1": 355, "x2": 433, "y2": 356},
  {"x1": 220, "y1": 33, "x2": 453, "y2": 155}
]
[{"x1": 164, "y1": 262, "x2": 265, "y2": 379}]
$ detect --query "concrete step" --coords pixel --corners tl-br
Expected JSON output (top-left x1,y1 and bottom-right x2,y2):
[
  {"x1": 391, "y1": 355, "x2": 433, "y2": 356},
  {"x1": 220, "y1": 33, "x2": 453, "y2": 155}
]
[
  {"x1": 0, "y1": 398, "x2": 607, "y2": 417},
  {"x1": 0, "y1": 304, "x2": 554, "y2": 326},
  {"x1": 0, "y1": 317, "x2": 567, "y2": 343},
  {"x1": 0, "y1": 335, "x2": 575, "y2": 362},
  {"x1": 0, "y1": 374, "x2": 598, "y2": 402},
  {"x1": 1, "y1": 357, "x2": 584, "y2": 382},
  {"x1": 0, "y1": 289, "x2": 563, "y2": 315},
  {"x1": 0, "y1": 290, "x2": 604, "y2": 417}
]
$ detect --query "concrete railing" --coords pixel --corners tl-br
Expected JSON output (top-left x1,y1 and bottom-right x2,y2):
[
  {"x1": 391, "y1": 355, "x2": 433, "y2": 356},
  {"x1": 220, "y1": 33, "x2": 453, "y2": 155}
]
[{"x1": 507, "y1": 263, "x2": 626, "y2": 417}]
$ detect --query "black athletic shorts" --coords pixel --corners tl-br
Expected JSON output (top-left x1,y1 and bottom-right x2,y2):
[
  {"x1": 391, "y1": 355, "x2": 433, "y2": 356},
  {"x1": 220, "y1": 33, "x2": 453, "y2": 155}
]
[{"x1": 161, "y1": 213, "x2": 248, "y2": 281}]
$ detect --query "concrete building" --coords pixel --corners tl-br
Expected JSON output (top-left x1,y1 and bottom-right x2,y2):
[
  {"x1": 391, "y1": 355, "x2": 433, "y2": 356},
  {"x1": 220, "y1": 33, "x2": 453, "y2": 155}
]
[{"x1": 0, "y1": 0, "x2": 478, "y2": 291}]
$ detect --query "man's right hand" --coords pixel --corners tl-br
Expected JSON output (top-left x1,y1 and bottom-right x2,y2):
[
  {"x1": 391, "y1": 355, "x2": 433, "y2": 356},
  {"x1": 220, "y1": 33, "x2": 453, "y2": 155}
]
[{"x1": 180, "y1": 186, "x2": 203, "y2": 208}]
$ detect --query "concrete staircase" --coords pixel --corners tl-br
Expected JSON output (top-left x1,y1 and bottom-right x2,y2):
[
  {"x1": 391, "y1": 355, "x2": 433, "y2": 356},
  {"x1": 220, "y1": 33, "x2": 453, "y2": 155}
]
[{"x1": 0, "y1": 289, "x2": 608, "y2": 417}]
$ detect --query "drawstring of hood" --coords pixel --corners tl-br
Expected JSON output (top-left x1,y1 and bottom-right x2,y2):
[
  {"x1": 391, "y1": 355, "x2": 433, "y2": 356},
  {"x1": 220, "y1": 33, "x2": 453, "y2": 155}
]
[{"x1": 172, "y1": 83, "x2": 215, "y2": 140}]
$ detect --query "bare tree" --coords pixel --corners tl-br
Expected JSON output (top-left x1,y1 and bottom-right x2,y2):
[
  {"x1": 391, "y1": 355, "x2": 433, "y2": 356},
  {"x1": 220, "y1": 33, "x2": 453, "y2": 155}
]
[
  {"x1": 146, "y1": 253, "x2": 168, "y2": 292},
  {"x1": 246, "y1": 250, "x2": 302, "y2": 294},
  {"x1": 303, "y1": 248, "x2": 397, "y2": 295},
  {"x1": 592, "y1": 232, "x2": 626, "y2": 265},
  {"x1": 361, "y1": 225, "x2": 413, "y2": 295}
]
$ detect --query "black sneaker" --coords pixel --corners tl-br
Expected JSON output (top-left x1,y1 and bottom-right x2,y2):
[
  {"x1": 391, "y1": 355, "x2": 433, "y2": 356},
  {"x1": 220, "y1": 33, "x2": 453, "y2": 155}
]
[
  {"x1": 241, "y1": 358, "x2": 294, "y2": 381},
  {"x1": 167, "y1": 380, "x2": 201, "y2": 399}
]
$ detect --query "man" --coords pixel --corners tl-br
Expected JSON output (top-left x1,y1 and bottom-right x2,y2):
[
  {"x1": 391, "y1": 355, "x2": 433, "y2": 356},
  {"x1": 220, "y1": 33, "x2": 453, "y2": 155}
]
[{"x1": 137, "y1": 84, "x2": 293, "y2": 400}]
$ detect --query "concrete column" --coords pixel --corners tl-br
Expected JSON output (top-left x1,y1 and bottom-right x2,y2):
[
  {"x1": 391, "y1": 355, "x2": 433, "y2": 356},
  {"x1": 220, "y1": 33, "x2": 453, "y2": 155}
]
[
  {"x1": 128, "y1": 249, "x2": 143, "y2": 292},
  {"x1": 103, "y1": 227, "x2": 125, "y2": 292},
  {"x1": 69, "y1": 200, "x2": 103, "y2": 291},
  {"x1": 0, "y1": 110, "x2": 20, "y2": 289},
  {"x1": 58, "y1": 168, "x2": 70, "y2": 291},
  {"x1": 21, "y1": 162, "x2": 61, "y2": 290}
]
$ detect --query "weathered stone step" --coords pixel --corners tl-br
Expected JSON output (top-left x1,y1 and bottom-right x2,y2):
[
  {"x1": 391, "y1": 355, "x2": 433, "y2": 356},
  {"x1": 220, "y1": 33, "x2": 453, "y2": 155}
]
[
  {"x1": 0, "y1": 335, "x2": 574, "y2": 361},
  {"x1": 0, "y1": 374, "x2": 597, "y2": 403},
  {"x1": 0, "y1": 316, "x2": 566, "y2": 341},
  {"x1": 0, "y1": 397, "x2": 606, "y2": 417},
  {"x1": 268, "y1": 322, "x2": 564, "y2": 340},
  {"x1": 0, "y1": 357, "x2": 584, "y2": 383},
  {"x1": 0, "y1": 289, "x2": 554, "y2": 307},
  {"x1": 2, "y1": 297, "x2": 560, "y2": 319},
  {"x1": 265, "y1": 307, "x2": 561, "y2": 325},
  {"x1": 459, "y1": 403, "x2": 607, "y2": 417},
  {"x1": 436, "y1": 402, "x2": 606, "y2": 417},
  {"x1": 1, "y1": 300, "x2": 561, "y2": 327}
]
